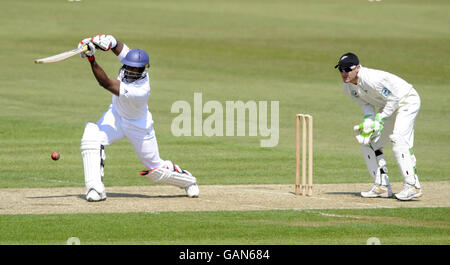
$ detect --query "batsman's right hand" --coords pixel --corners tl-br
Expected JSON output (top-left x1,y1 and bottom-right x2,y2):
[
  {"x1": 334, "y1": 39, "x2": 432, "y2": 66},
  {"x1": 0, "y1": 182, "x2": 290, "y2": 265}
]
[{"x1": 78, "y1": 38, "x2": 96, "y2": 58}]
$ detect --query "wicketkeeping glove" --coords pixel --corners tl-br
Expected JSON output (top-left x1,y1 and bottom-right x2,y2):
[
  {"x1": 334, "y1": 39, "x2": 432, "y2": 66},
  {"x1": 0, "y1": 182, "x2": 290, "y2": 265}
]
[
  {"x1": 370, "y1": 113, "x2": 386, "y2": 142},
  {"x1": 353, "y1": 114, "x2": 385, "y2": 145},
  {"x1": 91, "y1": 34, "x2": 117, "y2": 51},
  {"x1": 354, "y1": 120, "x2": 372, "y2": 145}
]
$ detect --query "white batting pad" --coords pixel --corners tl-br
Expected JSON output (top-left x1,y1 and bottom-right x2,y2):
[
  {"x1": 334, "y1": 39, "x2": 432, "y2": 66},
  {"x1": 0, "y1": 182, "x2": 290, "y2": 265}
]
[
  {"x1": 146, "y1": 163, "x2": 197, "y2": 188},
  {"x1": 81, "y1": 123, "x2": 105, "y2": 195}
]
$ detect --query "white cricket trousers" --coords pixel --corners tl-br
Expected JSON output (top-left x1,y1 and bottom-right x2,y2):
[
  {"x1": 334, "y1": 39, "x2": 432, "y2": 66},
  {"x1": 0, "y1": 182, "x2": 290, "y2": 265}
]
[
  {"x1": 370, "y1": 88, "x2": 421, "y2": 150},
  {"x1": 94, "y1": 104, "x2": 164, "y2": 170}
]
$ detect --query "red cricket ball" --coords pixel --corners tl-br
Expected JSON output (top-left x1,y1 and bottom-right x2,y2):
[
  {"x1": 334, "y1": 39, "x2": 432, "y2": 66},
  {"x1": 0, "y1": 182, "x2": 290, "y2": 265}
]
[{"x1": 51, "y1": 152, "x2": 60, "y2": 161}]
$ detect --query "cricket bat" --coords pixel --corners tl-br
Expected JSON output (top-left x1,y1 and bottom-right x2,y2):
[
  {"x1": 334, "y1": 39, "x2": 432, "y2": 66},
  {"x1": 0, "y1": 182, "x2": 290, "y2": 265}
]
[{"x1": 34, "y1": 45, "x2": 88, "y2": 64}]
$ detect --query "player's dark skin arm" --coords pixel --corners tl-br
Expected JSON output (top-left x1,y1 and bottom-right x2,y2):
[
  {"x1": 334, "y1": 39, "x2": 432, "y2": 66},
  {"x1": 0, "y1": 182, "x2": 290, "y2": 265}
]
[
  {"x1": 89, "y1": 59, "x2": 120, "y2": 96},
  {"x1": 88, "y1": 40, "x2": 126, "y2": 96}
]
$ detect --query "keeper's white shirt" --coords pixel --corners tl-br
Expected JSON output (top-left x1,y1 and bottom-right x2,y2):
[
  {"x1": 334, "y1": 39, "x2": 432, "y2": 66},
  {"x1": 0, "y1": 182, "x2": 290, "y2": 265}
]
[{"x1": 342, "y1": 66, "x2": 418, "y2": 120}]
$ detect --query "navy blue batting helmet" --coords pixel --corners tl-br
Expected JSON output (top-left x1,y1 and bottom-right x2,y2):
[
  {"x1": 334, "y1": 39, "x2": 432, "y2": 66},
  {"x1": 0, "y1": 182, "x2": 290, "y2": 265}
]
[
  {"x1": 121, "y1": 49, "x2": 150, "y2": 68},
  {"x1": 119, "y1": 49, "x2": 150, "y2": 82}
]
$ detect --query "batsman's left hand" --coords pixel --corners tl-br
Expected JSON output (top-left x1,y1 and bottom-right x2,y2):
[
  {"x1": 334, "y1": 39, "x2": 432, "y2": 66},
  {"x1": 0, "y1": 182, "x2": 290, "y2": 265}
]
[{"x1": 92, "y1": 34, "x2": 117, "y2": 51}]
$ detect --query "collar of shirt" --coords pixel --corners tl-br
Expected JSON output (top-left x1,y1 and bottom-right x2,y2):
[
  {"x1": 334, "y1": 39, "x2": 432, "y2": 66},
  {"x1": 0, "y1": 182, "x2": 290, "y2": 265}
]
[{"x1": 356, "y1": 65, "x2": 365, "y2": 86}]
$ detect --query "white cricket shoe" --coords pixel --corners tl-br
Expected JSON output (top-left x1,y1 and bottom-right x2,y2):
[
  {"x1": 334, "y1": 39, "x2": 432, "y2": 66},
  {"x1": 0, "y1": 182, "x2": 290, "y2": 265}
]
[
  {"x1": 361, "y1": 185, "x2": 392, "y2": 198},
  {"x1": 185, "y1": 183, "x2": 199, "y2": 198},
  {"x1": 394, "y1": 184, "x2": 422, "y2": 201},
  {"x1": 86, "y1": 189, "x2": 107, "y2": 202}
]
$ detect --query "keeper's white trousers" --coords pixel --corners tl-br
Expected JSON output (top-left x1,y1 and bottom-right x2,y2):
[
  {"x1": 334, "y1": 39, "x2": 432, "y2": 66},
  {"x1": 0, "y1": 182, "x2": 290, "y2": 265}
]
[
  {"x1": 370, "y1": 88, "x2": 421, "y2": 151},
  {"x1": 365, "y1": 88, "x2": 421, "y2": 187}
]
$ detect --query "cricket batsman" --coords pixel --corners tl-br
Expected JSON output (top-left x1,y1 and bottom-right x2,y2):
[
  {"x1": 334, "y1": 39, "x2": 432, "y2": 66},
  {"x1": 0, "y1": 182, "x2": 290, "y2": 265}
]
[
  {"x1": 78, "y1": 34, "x2": 199, "y2": 202},
  {"x1": 335, "y1": 52, "x2": 422, "y2": 201}
]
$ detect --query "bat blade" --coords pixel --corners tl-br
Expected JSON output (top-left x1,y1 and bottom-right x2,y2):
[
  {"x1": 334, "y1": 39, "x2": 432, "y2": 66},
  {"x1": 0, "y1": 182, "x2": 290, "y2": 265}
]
[{"x1": 34, "y1": 45, "x2": 88, "y2": 64}]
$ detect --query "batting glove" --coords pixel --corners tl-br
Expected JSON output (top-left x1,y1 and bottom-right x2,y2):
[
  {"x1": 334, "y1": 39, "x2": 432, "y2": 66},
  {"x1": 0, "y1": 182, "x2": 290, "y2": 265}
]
[
  {"x1": 78, "y1": 38, "x2": 96, "y2": 58},
  {"x1": 84, "y1": 42, "x2": 96, "y2": 57},
  {"x1": 92, "y1": 34, "x2": 117, "y2": 51}
]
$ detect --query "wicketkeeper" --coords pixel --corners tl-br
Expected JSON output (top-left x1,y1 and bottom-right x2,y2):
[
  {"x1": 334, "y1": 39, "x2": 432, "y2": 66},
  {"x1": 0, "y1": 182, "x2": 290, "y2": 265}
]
[
  {"x1": 335, "y1": 52, "x2": 422, "y2": 201},
  {"x1": 78, "y1": 34, "x2": 199, "y2": 202}
]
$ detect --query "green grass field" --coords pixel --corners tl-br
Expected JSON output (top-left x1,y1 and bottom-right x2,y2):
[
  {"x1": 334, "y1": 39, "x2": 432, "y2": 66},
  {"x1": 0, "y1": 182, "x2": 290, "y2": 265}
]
[
  {"x1": 1, "y1": 208, "x2": 449, "y2": 245},
  {"x1": 1, "y1": 0, "x2": 449, "y2": 245}
]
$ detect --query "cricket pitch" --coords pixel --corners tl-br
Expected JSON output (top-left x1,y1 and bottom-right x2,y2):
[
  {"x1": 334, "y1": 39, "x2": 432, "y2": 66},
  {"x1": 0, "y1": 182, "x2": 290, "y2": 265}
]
[{"x1": 0, "y1": 182, "x2": 449, "y2": 215}]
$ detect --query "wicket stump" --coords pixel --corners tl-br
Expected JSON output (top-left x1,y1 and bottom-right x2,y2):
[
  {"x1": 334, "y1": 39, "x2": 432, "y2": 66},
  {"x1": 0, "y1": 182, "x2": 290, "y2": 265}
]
[{"x1": 295, "y1": 114, "x2": 313, "y2": 196}]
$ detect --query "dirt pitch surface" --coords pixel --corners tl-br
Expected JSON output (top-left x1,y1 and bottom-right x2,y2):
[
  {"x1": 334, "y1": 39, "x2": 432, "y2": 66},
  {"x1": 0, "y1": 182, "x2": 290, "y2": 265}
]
[{"x1": 0, "y1": 181, "x2": 449, "y2": 215}]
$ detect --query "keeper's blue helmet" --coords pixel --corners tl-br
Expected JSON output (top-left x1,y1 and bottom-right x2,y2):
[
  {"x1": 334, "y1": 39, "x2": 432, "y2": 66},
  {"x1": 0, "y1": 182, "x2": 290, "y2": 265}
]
[{"x1": 120, "y1": 49, "x2": 150, "y2": 82}]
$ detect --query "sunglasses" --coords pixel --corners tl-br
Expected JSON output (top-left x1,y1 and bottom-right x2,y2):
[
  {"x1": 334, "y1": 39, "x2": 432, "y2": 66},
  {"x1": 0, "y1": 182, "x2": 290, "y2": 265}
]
[{"x1": 338, "y1": 65, "x2": 356, "y2": 73}]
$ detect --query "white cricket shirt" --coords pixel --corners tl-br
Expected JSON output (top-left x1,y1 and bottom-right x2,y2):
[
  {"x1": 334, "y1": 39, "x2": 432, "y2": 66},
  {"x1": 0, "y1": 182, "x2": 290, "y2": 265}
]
[
  {"x1": 111, "y1": 44, "x2": 152, "y2": 121},
  {"x1": 112, "y1": 75, "x2": 150, "y2": 120},
  {"x1": 342, "y1": 66, "x2": 416, "y2": 120}
]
